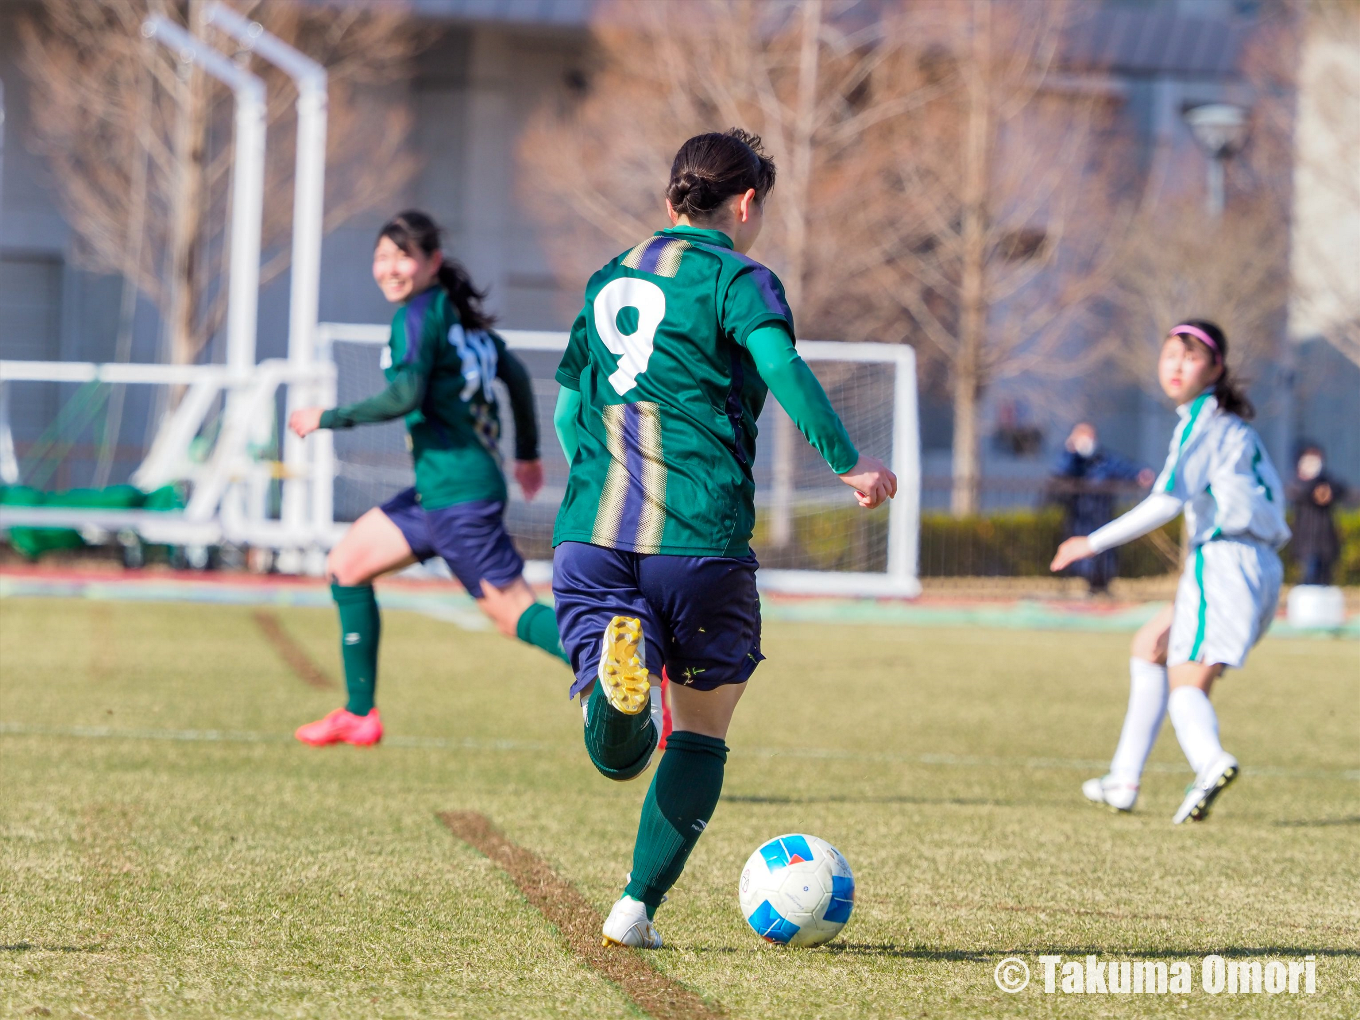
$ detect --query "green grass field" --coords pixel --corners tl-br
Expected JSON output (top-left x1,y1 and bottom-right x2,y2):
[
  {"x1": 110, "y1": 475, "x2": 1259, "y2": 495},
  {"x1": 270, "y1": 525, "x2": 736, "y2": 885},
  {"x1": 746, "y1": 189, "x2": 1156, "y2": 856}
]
[{"x1": 2, "y1": 596, "x2": 1357, "y2": 1019}]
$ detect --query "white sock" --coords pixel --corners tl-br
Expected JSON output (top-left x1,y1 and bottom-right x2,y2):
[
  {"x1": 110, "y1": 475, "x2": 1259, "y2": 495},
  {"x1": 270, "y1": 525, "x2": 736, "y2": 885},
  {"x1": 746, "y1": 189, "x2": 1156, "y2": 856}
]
[
  {"x1": 1107, "y1": 658, "x2": 1168, "y2": 785},
  {"x1": 1167, "y1": 686, "x2": 1224, "y2": 777}
]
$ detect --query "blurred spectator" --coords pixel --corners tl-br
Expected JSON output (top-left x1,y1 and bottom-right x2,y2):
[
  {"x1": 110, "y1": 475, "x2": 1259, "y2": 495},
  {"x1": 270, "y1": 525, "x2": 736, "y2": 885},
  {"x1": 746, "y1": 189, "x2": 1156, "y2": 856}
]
[
  {"x1": 1288, "y1": 444, "x2": 1348, "y2": 586},
  {"x1": 1050, "y1": 423, "x2": 1154, "y2": 594}
]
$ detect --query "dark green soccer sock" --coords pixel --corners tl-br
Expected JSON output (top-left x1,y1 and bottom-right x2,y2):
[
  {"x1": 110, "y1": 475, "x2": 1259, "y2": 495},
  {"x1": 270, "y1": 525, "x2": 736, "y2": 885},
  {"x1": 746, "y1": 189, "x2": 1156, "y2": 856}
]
[
  {"x1": 624, "y1": 731, "x2": 728, "y2": 916},
  {"x1": 514, "y1": 602, "x2": 570, "y2": 665},
  {"x1": 584, "y1": 685, "x2": 657, "y2": 781},
  {"x1": 332, "y1": 583, "x2": 380, "y2": 716}
]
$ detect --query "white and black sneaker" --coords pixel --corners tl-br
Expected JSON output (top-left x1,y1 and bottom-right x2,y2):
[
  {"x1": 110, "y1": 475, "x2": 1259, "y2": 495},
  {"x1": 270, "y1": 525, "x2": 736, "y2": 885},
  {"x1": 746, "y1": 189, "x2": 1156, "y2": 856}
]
[
  {"x1": 601, "y1": 894, "x2": 662, "y2": 949},
  {"x1": 1172, "y1": 752, "x2": 1239, "y2": 824},
  {"x1": 1082, "y1": 775, "x2": 1139, "y2": 812}
]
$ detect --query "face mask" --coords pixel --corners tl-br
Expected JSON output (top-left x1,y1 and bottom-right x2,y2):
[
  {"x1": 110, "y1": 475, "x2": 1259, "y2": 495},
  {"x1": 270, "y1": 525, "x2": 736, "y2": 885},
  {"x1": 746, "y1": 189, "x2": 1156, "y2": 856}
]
[
  {"x1": 1073, "y1": 435, "x2": 1097, "y2": 458},
  {"x1": 1298, "y1": 454, "x2": 1323, "y2": 481}
]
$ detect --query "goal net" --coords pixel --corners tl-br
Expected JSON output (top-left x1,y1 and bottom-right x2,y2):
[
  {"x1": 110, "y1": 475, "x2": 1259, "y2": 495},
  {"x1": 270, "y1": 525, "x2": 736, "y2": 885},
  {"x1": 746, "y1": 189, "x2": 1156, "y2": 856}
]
[{"x1": 318, "y1": 325, "x2": 920, "y2": 597}]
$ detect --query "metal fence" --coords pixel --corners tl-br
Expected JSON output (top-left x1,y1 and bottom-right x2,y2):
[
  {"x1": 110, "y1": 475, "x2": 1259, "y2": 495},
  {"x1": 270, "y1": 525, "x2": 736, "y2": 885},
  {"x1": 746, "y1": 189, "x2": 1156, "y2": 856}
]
[{"x1": 917, "y1": 477, "x2": 1180, "y2": 581}]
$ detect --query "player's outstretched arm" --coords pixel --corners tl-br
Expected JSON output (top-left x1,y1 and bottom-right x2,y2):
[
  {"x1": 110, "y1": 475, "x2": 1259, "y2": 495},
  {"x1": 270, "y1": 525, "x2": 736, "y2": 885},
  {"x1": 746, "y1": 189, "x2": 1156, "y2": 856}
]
[
  {"x1": 1050, "y1": 535, "x2": 1094, "y2": 572},
  {"x1": 289, "y1": 407, "x2": 326, "y2": 438},
  {"x1": 746, "y1": 325, "x2": 896, "y2": 509},
  {"x1": 839, "y1": 455, "x2": 896, "y2": 510},
  {"x1": 289, "y1": 371, "x2": 425, "y2": 439},
  {"x1": 1050, "y1": 492, "x2": 1183, "y2": 572},
  {"x1": 554, "y1": 387, "x2": 582, "y2": 464}
]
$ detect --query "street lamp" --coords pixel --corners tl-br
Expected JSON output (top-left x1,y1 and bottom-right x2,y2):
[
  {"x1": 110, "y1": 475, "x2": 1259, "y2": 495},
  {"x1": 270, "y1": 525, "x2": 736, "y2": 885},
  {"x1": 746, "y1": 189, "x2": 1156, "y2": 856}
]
[{"x1": 1183, "y1": 103, "x2": 1250, "y2": 219}]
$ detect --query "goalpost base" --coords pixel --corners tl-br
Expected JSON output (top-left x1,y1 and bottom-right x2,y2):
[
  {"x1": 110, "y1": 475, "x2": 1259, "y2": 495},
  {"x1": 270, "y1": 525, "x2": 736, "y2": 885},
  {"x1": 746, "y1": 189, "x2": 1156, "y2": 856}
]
[{"x1": 756, "y1": 569, "x2": 922, "y2": 599}]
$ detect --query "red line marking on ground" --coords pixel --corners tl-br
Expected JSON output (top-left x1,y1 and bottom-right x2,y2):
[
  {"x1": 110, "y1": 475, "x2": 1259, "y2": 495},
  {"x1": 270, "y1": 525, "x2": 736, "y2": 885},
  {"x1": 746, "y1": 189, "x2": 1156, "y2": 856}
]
[
  {"x1": 439, "y1": 811, "x2": 724, "y2": 1020},
  {"x1": 251, "y1": 609, "x2": 334, "y2": 690}
]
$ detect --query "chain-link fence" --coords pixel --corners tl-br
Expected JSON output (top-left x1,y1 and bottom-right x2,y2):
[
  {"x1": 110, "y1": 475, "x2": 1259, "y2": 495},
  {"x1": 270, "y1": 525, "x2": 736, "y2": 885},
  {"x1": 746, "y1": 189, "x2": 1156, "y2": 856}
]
[{"x1": 917, "y1": 477, "x2": 1181, "y2": 581}]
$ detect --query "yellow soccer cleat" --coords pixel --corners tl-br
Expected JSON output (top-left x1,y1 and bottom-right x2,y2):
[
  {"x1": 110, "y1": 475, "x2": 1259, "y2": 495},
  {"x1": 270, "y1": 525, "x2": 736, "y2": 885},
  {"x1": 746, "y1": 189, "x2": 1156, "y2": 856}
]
[{"x1": 597, "y1": 615, "x2": 651, "y2": 716}]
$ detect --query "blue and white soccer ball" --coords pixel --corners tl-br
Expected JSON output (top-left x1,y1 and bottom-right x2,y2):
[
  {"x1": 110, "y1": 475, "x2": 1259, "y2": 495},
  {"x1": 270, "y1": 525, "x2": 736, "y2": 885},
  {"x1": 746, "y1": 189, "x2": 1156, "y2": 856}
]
[{"x1": 738, "y1": 833, "x2": 855, "y2": 947}]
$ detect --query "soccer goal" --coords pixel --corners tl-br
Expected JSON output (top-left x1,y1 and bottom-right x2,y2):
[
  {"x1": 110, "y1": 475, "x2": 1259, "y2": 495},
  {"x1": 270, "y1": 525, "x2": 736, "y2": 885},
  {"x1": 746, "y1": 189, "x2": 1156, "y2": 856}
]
[{"x1": 319, "y1": 324, "x2": 921, "y2": 598}]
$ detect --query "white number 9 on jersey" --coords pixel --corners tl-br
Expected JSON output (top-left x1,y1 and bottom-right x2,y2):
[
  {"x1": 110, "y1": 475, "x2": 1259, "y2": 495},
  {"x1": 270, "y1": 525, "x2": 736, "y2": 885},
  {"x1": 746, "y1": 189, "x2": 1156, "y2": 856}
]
[{"x1": 593, "y1": 277, "x2": 665, "y2": 396}]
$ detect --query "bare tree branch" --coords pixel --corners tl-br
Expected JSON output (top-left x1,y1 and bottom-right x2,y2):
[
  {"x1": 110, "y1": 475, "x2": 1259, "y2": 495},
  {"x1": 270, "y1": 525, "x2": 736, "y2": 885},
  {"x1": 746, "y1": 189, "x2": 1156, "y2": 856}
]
[
  {"x1": 853, "y1": 0, "x2": 1128, "y2": 515},
  {"x1": 20, "y1": 0, "x2": 423, "y2": 365}
]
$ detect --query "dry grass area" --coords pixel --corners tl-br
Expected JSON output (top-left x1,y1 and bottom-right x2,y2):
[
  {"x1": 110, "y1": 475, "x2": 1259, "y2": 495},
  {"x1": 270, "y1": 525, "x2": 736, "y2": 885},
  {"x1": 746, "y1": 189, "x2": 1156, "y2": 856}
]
[{"x1": 2, "y1": 598, "x2": 1357, "y2": 1018}]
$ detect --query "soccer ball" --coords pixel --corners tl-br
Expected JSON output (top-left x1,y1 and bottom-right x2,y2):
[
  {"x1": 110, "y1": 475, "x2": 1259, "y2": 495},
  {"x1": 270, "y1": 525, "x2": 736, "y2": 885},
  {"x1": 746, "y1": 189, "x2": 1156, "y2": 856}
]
[{"x1": 738, "y1": 833, "x2": 855, "y2": 947}]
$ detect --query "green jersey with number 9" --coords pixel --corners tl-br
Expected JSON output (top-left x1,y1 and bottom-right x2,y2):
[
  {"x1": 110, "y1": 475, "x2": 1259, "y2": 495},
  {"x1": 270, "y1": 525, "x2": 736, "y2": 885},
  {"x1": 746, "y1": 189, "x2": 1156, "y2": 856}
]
[{"x1": 553, "y1": 225, "x2": 795, "y2": 557}]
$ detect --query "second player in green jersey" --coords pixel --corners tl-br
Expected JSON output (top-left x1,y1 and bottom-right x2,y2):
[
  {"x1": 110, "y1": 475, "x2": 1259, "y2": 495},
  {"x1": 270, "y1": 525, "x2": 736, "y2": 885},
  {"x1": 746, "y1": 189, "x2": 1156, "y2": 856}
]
[{"x1": 289, "y1": 210, "x2": 568, "y2": 747}]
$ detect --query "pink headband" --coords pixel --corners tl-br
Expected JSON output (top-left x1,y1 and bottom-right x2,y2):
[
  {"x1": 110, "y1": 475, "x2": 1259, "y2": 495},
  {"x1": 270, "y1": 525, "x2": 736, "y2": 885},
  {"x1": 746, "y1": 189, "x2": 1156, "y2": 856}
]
[{"x1": 1169, "y1": 324, "x2": 1221, "y2": 361}]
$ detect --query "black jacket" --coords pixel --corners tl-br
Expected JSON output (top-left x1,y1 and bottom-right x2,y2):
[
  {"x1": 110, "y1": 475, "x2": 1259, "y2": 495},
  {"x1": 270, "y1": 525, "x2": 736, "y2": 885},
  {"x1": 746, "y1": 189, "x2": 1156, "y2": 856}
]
[{"x1": 1287, "y1": 473, "x2": 1347, "y2": 563}]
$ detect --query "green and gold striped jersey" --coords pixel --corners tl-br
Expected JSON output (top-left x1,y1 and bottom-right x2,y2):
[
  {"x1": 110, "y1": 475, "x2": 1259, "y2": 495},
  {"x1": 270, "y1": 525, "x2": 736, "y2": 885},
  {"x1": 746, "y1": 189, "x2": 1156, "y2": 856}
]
[{"x1": 552, "y1": 225, "x2": 795, "y2": 557}]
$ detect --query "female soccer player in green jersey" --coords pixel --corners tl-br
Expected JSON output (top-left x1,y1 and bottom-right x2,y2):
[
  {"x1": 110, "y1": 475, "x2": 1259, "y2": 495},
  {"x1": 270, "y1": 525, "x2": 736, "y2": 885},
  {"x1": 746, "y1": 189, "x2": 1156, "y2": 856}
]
[
  {"x1": 288, "y1": 210, "x2": 567, "y2": 747},
  {"x1": 552, "y1": 130, "x2": 896, "y2": 948}
]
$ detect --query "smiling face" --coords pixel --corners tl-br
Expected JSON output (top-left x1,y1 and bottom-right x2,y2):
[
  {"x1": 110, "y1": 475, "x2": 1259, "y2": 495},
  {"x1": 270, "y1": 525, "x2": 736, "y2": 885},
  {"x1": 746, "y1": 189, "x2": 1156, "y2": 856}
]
[
  {"x1": 372, "y1": 235, "x2": 442, "y2": 304},
  {"x1": 1157, "y1": 334, "x2": 1222, "y2": 404}
]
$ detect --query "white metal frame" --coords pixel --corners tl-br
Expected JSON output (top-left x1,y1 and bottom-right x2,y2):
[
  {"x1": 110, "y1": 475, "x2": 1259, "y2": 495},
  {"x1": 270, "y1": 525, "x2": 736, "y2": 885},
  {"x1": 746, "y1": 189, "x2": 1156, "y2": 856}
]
[
  {"x1": 142, "y1": 16, "x2": 265, "y2": 378},
  {"x1": 204, "y1": 2, "x2": 328, "y2": 548},
  {"x1": 317, "y1": 324, "x2": 921, "y2": 597},
  {"x1": 0, "y1": 328, "x2": 919, "y2": 596},
  {"x1": 0, "y1": 359, "x2": 334, "y2": 549}
]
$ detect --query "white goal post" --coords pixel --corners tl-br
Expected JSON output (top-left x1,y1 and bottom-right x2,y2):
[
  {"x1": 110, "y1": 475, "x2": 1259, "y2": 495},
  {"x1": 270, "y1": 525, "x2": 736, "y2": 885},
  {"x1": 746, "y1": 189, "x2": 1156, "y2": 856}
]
[
  {"x1": 0, "y1": 327, "x2": 920, "y2": 597},
  {"x1": 319, "y1": 323, "x2": 921, "y2": 598}
]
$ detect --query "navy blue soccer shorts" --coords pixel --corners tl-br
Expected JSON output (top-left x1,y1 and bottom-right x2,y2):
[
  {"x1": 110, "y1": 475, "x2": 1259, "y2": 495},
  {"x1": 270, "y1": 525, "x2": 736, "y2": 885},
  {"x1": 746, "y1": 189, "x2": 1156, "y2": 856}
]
[
  {"x1": 379, "y1": 488, "x2": 524, "y2": 599},
  {"x1": 552, "y1": 540, "x2": 764, "y2": 699}
]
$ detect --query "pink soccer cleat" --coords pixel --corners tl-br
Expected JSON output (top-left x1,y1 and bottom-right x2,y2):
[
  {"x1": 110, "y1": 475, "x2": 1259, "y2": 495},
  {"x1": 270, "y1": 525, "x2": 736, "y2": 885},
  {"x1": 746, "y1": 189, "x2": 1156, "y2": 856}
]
[
  {"x1": 657, "y1": 669, "x2": 673, "y2": 750},
  {"x1": 294, "y1": 707, "x2": 383, "y2": 747}
]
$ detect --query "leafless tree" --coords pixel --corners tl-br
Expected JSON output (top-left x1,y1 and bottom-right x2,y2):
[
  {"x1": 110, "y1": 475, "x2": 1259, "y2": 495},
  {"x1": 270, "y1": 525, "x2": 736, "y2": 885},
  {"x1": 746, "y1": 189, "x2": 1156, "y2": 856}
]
[
  {"x1": 1107, "y1": 11, "x2": 1300, "y2": 409},
  {"x1": 1108, "y1": 200, "x2": 1290, "y2": 396},
  {"x1": 21, "y1": 0, "x2": 420, "y2": 369},
  {"x1": 519, "y1": 0, "x2": 947, "y2": 544},
  {"x1": 852, "y1": 0, "x2": 1133, "y2": 517}
]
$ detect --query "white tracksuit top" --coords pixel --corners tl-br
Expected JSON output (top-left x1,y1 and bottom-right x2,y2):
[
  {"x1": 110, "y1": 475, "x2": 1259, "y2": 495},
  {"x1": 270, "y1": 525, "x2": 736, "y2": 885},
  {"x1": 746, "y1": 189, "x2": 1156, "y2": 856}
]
[{"x1": 1088, "y1": 392, "x2": 1291, "y2": 555}]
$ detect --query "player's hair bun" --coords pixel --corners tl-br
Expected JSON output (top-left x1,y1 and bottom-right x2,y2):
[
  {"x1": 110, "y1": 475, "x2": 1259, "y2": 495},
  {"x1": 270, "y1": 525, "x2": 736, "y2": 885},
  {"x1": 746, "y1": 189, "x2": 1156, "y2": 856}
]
[
  {"x1": 666, "y1": 129, "x2": 776, "y2": 222},
  {"x1": 667, "y1": 170, "x2": 719, "y2": 215}
]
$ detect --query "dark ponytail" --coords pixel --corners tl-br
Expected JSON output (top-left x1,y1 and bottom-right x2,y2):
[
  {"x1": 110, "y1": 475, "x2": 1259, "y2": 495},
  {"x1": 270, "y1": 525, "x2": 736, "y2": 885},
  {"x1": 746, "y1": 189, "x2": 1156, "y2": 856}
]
[
  {"x1": 666, "y1": 128, "x2": 777, "y2": 222},
  {"x1": 1173, "y1": 318, "x2": 1254, "y2": 420},
  {"x1": 376, "y1": 210, "x2": 495, "y2": 331}
]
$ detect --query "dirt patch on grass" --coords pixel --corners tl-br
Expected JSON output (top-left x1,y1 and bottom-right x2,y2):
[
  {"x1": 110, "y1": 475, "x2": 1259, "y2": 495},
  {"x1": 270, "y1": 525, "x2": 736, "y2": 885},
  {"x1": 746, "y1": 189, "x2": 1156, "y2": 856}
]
[
  {"x1": 440, "y1": 811, "x2": 723, "y2": 1020},
  {"x1": 252, "y1": 609, "x2": 334, "y2": 690}
]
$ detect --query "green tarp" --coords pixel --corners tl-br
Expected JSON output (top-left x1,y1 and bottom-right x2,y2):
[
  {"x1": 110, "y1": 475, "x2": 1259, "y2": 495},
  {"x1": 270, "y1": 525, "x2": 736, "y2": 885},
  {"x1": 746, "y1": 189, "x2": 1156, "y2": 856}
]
[{"x1": 0, "y1": 484, "x2": 185, "y2": 559}]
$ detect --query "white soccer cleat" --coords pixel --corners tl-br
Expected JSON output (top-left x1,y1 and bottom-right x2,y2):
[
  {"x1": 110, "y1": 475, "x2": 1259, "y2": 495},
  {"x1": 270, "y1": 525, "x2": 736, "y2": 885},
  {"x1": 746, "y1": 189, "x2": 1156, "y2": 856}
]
[
  {"x1": 601, "y1": 894, "x2": 662, "y2": 949},
  {"x1": 1172, "y1": 752, "x2": 1239, "y2": 824},
  {"x1": 1082, "y1": 775, "x2": 1139, "y2": 812}
]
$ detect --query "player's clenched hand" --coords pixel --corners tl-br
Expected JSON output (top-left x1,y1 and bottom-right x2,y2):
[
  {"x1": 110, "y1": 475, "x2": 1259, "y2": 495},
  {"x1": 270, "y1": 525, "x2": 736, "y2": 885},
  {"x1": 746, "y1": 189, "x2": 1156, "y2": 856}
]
[
  {"x1": 289, "y1": 407, "x2": 324, "y2": 438},
  {"x1": 1050, "y1": 536, "x2": 1094, "y2": 572},
  {"x1": 839, "y1": 455, "x2": 897, "y2": 510},
  {"x1": 515, "y1": 459, "x2": 544, "y2": 502}
]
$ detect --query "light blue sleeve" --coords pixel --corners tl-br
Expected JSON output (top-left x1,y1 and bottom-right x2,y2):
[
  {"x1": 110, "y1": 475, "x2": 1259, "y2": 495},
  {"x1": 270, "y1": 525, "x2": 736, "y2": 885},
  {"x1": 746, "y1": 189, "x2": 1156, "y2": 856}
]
[{"x1": 554, "y1": 387, "x2": 582, "y2": 464}]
